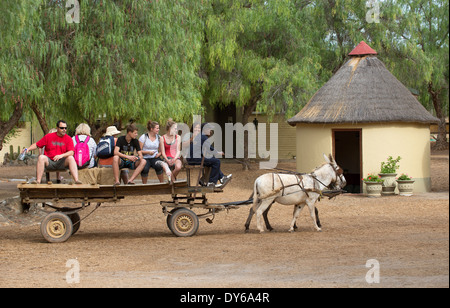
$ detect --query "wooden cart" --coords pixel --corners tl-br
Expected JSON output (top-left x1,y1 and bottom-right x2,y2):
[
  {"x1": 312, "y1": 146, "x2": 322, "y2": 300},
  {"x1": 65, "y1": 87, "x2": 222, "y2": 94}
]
[{"x1": 18, "y1": 175, "x2": 250, "y2": 243}]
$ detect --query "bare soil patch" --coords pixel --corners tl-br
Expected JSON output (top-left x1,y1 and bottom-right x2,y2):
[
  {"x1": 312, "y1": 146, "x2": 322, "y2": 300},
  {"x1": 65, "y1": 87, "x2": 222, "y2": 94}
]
[{"x1": 0, "y1": 154, "x2": 448, "y2": 288}]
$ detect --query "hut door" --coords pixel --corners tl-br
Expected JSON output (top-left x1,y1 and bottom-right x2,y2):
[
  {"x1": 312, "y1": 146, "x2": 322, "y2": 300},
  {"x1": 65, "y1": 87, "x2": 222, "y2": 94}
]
[{"x1": 332, "y1": 129, "x2": 362, "y2": 193}]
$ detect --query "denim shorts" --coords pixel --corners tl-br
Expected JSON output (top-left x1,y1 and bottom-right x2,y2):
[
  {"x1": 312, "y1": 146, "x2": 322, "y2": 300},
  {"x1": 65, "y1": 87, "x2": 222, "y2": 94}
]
[{"x1": 119, "y1": 158, "x2": 137, "y2": 170}]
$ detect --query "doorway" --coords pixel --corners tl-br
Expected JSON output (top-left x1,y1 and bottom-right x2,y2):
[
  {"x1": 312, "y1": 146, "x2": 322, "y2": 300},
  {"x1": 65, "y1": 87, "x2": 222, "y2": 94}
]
[{"x1": 333, "y1": 129, "x2": 362, "y2": 193}]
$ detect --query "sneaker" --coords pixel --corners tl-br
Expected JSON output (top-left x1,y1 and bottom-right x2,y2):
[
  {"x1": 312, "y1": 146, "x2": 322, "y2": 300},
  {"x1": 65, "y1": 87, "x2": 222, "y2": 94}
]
[
  {"x1": 206, "y1": 182, "x2": 215, "y2": 188},
  {"x1": 219, "y1": 174, "x2": 232, "y2": 184}
]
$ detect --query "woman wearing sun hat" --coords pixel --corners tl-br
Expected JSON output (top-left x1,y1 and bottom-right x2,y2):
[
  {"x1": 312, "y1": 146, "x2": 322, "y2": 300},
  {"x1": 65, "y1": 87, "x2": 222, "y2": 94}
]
[{"x1": 97, "y1": 125, "x2": 121, "y2": 167}]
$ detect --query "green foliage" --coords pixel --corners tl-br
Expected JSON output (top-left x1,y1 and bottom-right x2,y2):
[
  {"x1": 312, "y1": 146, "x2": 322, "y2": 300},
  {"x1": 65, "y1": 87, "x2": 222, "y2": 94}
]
[
  {"x1": 203, "y1": 0, "x2": 322, "y2": 120},
  {"x1": 397, "y1": 173, "x2": 413, "y2": 180},
  {"x1": 363, "y1": 173, "x2": 384, "y2": 183},
  {"x1": 1, "y1": 0, "x2": 448, "y2": 143},
  {"x1": 380, "y1": 156, "x2": 401, "y2": 174}
]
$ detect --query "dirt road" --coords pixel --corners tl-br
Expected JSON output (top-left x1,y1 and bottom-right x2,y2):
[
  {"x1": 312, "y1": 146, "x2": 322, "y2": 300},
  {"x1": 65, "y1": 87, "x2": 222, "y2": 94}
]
[{"x1": 0, "y1": 155, "x2": 448, "y2": 288}]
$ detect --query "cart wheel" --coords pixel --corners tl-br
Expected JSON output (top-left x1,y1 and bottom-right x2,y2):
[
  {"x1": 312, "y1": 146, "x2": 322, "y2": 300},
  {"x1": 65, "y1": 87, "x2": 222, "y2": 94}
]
[
  {"x1": 166, "y1": 208, "x2": 177, "y2": 232},
  {"x1": 40, "y1": 212, "x2": 73, "y2": 243},
  {"x1": 169, "y1": 208, "x2": 199, "y2": 237},
  {"x1": 68, "y1": 212, "x2": 81, "y2": 235}
]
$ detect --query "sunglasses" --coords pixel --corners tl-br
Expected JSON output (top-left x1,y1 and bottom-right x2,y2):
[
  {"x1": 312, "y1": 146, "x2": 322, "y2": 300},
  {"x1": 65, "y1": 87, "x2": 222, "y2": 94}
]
[{"x1": 59, "y1": 126, "x2": 68, "y2": 130}]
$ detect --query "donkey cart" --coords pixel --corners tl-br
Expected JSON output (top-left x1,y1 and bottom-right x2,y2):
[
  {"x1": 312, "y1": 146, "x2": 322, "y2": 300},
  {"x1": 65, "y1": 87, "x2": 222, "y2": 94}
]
[{"x1": 18, "y1": 171, "x2": 248, "y2": 243}]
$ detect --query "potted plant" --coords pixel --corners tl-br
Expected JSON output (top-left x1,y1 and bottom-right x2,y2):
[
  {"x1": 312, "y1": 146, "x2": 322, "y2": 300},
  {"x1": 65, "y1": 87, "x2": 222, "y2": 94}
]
[
  {"x1": 363, "y1": 173, "x2": 384, "y2": 197},
  {"x1": 379, "y1": 156, "x2": 401, "y2": 195},
  {"x1": 396, "y1": 174, "x2": 415, "y2": 196}
]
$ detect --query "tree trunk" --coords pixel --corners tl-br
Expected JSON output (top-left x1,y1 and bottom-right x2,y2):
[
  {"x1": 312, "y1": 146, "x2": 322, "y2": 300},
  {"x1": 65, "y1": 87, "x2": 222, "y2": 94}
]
[
  {"x1": 428, "y1": 81, "x2": 449, "y2": 150},
  {"x1": 30, "y1": 100, "x2": 49, "y2": 135},
  {"x1": 0, "y1": 101, "x2": 24, "y2": 152},
  {"x1": 240, "y1": 98, "x2": 259, "y2": 170}
]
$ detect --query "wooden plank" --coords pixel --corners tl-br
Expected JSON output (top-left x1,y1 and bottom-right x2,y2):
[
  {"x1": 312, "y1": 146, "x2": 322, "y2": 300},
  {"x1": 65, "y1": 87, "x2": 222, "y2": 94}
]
[
  {"x1": 17, "y1": 183, "x2": 100, "y2": 189},
  {"x1": 18, "y1": 180, "x2": 190, "y2": 202}
]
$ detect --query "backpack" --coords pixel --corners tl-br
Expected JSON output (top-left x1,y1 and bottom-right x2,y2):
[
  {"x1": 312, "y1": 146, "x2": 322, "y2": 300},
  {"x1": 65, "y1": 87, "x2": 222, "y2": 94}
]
[
  {"x1": 96, "y1": 135, "x2": 115, "y2": 159},
  {"x1": 74, "y1": 135, "x2": 91, "y2": 168}
]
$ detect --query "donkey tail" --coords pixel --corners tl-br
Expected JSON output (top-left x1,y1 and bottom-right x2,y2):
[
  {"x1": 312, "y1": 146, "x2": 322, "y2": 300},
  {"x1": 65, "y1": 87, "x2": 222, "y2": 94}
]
[{"x1": 251, "y1": 179, "x2": 259, "y2": 211}]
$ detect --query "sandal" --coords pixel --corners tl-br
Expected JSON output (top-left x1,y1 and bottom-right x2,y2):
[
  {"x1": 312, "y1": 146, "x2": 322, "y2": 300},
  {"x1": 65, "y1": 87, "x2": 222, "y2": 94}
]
[{"x1": 127, "y1": 181, "x2": 136, "y2": 185}]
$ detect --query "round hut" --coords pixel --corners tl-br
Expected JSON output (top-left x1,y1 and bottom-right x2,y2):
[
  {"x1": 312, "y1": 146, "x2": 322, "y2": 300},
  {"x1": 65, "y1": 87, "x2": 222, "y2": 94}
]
[{"x1": 288, "y1": 41, "x2": 439, "y2": 193}]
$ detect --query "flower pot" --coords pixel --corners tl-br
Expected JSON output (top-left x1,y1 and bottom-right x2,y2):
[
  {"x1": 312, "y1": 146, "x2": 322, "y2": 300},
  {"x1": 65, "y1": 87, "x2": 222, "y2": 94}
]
[
  {"x1": 396, "y1": 180, "x2": 415, "y2": 196},
  {"x1": 378, "y1": 173, "x2": 397, "y2": 195},
  {"x1": 364, "y1": 181, "x2": 383, "y2": 197}
]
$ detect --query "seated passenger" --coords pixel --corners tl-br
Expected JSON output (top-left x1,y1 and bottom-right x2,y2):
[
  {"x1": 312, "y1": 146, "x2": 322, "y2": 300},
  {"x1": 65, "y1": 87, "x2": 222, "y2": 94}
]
[
  {"x1": 24, "y1": 120, "x2": 82, "y2": 184},
  {"x1": 160, "y1": 119, "x2": 183, "y2": 181},
  {"x1": 138, "y1": 121, "x2": 171, "y2": 183},
  {"x1": 72, "y1": 123, "x2": 97, "y2": 169},
  {"x1": 112, "y1": 124, "x2": 146, "y2": 185},
  {"x1": 185, "y1": 123, "x2": 232, "y2": 188}
]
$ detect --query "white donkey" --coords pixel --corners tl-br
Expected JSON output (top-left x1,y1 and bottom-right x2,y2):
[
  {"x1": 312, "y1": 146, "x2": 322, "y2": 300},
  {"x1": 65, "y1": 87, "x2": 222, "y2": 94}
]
[{"x1": 248, "y1": 154, "x2": 346, "y2": 233}]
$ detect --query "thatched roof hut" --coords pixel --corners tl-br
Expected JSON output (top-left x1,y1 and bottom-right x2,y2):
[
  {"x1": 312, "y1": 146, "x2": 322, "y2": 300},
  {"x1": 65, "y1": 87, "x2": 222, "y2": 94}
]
[
  {"x1": 287, "y1": 41, "x2": 438, "y2": 194},
  {"x1": 288, "y1": 41, "x2": 438, "y2": 125}
]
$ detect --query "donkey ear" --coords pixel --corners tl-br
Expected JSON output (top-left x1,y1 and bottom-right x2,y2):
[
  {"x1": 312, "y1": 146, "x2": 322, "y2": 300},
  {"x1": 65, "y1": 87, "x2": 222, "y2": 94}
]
[
  {"x1": 329, "y1": 154, "x2": 335, "y2": 163},
  {"x1": 323, "y1": 153, "x2": 331, "y2": 163}
]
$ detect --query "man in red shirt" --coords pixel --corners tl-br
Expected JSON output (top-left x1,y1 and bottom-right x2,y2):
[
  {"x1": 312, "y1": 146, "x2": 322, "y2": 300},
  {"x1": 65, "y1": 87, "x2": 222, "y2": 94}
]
[{"x1": 25, "y1": 120, "x2": 82, "y2": 184}]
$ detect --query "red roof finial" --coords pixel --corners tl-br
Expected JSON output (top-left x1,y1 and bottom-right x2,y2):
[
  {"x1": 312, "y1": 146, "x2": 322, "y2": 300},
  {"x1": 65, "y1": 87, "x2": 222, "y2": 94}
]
[{"x1": 349, "y1": 41, "x2": 377, "y2": 56}]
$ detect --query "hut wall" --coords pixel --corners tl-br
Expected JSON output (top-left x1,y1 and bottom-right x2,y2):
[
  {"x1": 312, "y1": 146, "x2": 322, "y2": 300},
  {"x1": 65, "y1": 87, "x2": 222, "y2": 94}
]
[
  {"x1": 253, "y1": 114, "x2": 297, "y2": 160},
  {"x1": 0, "y1": 122, "x2": 32, "y2": 165},
  {"x1": 362, "y1": 123, "x2": 431, "y2": 193},
  {"x1": 295, "y1": 123, "x2": 432, "y2": 193}
]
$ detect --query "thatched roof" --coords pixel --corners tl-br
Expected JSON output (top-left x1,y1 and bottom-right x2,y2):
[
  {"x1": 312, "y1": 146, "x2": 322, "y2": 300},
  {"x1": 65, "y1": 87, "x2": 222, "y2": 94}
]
[{"x1": 288, "y1": 44, "x2": 439, "y2": 126}]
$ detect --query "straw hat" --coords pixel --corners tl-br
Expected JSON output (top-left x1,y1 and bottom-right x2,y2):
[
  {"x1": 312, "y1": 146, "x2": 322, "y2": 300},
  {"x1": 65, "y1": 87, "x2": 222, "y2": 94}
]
[{"x1": 104, "y1": 126, "x2": 121, "y2": 136}]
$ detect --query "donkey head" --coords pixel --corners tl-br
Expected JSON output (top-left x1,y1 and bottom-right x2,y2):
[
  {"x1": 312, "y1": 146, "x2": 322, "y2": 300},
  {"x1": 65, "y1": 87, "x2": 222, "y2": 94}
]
[{"x1": 323, "y1": 154, "x2": 346, "y2": 189}]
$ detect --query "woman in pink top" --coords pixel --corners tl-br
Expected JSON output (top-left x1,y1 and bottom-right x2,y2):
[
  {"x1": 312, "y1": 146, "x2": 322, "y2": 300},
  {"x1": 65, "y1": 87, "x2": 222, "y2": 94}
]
[{"x1": 160, "y1": 119, "x2": 182, "y2": 181}]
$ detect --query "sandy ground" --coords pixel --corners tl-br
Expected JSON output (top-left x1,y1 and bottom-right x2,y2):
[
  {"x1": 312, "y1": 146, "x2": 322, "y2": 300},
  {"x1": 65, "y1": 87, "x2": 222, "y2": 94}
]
[{"x1": 0, "y1": 152, "x2": 448, "y2": 288}]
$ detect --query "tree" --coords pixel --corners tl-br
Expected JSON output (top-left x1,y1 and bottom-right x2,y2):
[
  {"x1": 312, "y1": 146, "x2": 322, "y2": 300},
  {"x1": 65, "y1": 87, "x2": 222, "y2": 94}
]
[
  {"x1": 60, "y1": 0, "x2": 206, "y2": 138},
  {"x1": 202, "y1": 0, "x2": 323, "y2": 168},
  {"x1": 0, "y1": 1, "x2": 45, "y2": 151},
  {"x1": 2, "y1": 0, "x2": 207, "y2": 144},
  {"x1": 378, "y1": 0, "x2": 449, "y2": 150},
  {"x1": 307, "y1": 0, "x2": 449, "y2": 149}
]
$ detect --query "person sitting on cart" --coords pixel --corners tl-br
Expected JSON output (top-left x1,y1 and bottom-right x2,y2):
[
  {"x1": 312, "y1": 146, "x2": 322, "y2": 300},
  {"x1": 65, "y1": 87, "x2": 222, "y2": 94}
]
[
  {"x1": 160, "y1": 119, "x2": 183, "y2": 181},
  {"x1": 138, "y1": 120, "x2": 171, "y2": 183},
  {"x1": 185, "y1": 122, "x2": 232, "y2": 188},
  {"x1": 23, "y1": 120, "x2": 82, "y2": 184},
  {"x1": 112, "y1": 124, "x2": 146, "y2": 185}
]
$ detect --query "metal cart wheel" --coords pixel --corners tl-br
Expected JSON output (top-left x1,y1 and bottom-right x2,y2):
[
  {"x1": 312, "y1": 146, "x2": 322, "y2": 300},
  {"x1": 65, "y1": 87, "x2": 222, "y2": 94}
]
[
  {"x1": 169, "y1": 208, "x2": 199, "y2": 237},
  {"x1": 40, "y1": 212, "x2": 74, "y2": 243},
  {"x1": 68, "y1": 212, "x2": 81, "y2": 235}
]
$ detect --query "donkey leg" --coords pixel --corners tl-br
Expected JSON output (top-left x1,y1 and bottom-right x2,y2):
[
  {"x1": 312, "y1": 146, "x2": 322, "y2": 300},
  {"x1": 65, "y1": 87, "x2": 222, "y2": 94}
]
[
  {"x1": 315, "y1": 207, "x2": 322, "y2": 229},
  {"x1": 244, "y1": 207, "x2": 255, "y2": 232},
  {"x1": 256, "y1": 198, "x2": 275, "y2": 233},
  {"x1": 292, "y1": 206, "x2": 299, "y2": 231},
  {"x1": 306, "y1": 199, "x2": 321, "y2": 232},
  {"x1": 289, "y1": 204, "x2": 305, "y2": 232},
  {"x1": 263, "y1": 203, "x2": 274, "y2": 231}
]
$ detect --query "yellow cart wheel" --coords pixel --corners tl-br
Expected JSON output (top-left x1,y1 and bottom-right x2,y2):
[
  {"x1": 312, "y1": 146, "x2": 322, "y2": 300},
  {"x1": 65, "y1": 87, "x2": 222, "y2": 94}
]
[
  {"x1": 169, "y1": 208, "x2": 199, "y2": 237},
  {"x1": 40, "y1": 212, "x2": 74, "y2": 243}
]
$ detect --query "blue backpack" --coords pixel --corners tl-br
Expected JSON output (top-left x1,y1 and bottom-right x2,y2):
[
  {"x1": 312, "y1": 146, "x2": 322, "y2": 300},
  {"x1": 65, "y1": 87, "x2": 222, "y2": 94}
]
[{"x1": 96, "y1": 135, "x2": 115, "y2": 158}]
